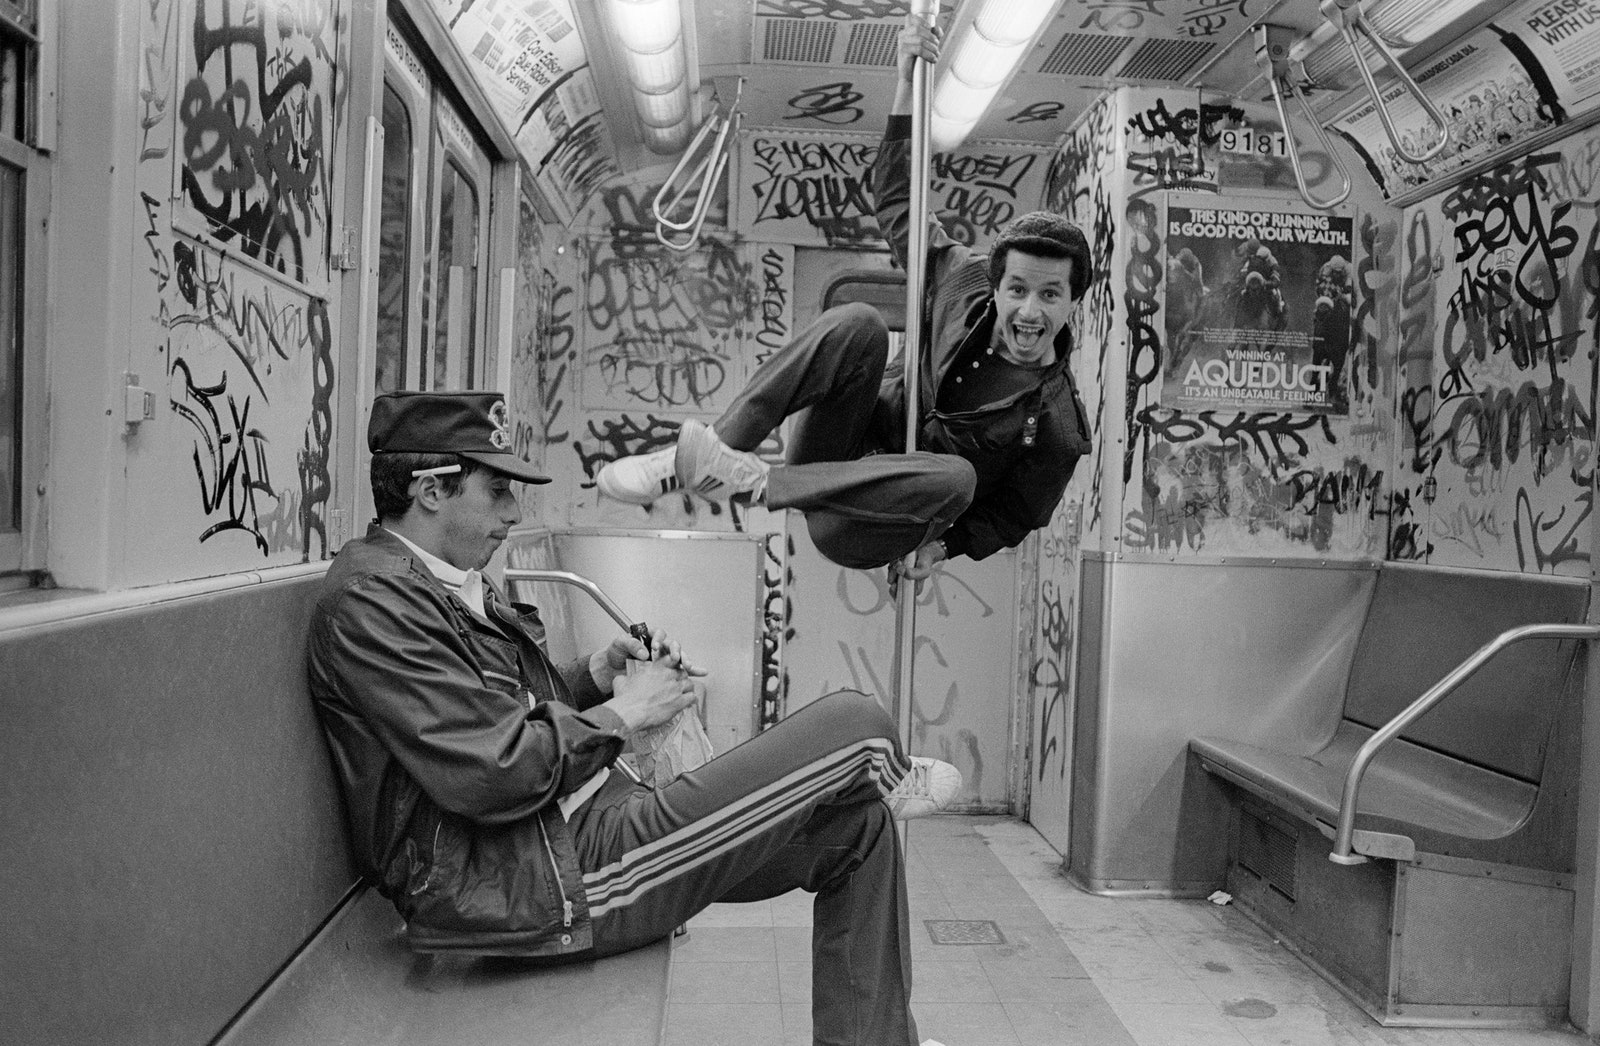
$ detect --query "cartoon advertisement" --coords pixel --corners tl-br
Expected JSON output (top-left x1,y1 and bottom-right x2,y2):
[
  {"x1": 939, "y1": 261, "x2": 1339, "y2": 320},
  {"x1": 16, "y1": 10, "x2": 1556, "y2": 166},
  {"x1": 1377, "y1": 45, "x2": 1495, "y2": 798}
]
[
  {"x1": 1162, "y1": 203, "x2": 1354, "y2": 414},
  {"x1": 1331, "y1": 33, "x2": 1553, "y2": 198}
]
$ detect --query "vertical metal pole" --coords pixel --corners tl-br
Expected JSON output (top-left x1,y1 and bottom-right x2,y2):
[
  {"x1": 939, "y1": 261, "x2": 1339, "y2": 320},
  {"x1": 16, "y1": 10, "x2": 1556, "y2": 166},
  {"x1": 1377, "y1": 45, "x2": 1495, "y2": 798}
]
[{"x1": 893, "y1": 0, "x2": 936, "y2": 793}]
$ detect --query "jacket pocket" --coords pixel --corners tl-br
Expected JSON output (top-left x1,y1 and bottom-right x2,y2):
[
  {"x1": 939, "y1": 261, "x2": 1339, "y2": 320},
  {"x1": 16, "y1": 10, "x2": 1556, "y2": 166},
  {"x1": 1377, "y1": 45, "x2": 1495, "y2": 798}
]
[{"x1": 461, "y1": 629, "x2": 526, "y2": 696}]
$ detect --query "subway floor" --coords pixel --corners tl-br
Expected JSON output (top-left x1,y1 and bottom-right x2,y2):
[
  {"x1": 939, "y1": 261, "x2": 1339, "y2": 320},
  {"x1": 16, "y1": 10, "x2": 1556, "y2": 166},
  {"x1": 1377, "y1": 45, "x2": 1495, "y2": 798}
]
[{"x1": 663, "y1": 815, "x2": 1591, "y2": 1046}]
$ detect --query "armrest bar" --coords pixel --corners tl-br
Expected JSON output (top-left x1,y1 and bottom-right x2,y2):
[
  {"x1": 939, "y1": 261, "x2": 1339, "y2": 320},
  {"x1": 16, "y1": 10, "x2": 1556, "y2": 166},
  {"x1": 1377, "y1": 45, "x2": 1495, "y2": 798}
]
[
  {"x1": 1330, "y1": 622, "x2": 1600, "y2": 865},
  {"x1": 504, "y1": 568, "x2": 638, "y2": 634}
]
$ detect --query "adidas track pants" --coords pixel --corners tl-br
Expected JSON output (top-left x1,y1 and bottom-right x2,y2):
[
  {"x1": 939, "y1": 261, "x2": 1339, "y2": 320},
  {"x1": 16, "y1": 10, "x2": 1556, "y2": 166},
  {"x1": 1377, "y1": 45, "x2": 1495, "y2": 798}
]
[{"x1": 568, "y1": 689, "x2": 920, "y2": 1046}]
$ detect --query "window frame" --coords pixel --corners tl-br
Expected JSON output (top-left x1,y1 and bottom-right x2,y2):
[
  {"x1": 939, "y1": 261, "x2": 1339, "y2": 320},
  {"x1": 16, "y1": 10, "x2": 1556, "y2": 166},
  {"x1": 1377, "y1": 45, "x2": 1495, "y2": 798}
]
[
  {"x1": 422, "y1": 92, "x2": 491, "y2": 393},
  {"x1": 0, "y1": 0, "x2": 47, "y2": 580},
  {"x1": 374, "y1": 77, "x2": 420, "y2": 397}
]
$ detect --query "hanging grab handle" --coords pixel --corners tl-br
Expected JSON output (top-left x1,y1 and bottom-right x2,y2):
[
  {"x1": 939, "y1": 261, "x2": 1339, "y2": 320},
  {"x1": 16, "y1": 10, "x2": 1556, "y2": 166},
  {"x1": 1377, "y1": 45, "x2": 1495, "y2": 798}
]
[
  {"x1": 1319, "y1": 0, "x2": 1449, "y2": 164},
  {"x1": 1256, "y1": 25, "x2": 1352, "y2": 212},
  {"x1": 653, "y1": 81, "x2": 742, "y2": 253}
]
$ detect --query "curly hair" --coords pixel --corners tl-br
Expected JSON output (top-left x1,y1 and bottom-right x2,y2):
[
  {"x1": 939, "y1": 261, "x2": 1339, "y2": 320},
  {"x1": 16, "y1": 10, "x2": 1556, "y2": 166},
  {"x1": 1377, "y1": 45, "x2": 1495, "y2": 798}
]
[
  {"x1": 987, "y1": 212, "x2": 1092, "y2": 301},
  {"x1": 370, "y1": 452, "x2": 484, "y2": 521}
]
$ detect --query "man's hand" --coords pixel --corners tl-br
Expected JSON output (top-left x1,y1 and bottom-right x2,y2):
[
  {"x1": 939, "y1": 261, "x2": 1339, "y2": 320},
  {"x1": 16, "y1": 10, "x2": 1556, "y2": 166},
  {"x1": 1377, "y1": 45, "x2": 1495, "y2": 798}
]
[
  {"x1": 590, "y1": 628, "x2": 708, "y2": 693},
  {"x1": 891, "y1": 13, "x2": 942, "y2": 114},
  {"x1": 888, "y1": 539, "x2": 948, "y2": 596},
  {"x1": 589, "y1": 632, "x2": 648, "y2": 694},
  {"x1": 602, "y1": 659, "x2": 701, "y2": 736}
]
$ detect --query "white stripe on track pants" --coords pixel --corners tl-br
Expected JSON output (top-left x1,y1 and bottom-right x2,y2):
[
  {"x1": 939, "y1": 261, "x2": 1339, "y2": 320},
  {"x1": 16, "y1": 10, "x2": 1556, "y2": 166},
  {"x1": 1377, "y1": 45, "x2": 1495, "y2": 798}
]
[{"x1": 568, "y1": 689, "x2": 921, "y2": 1046}]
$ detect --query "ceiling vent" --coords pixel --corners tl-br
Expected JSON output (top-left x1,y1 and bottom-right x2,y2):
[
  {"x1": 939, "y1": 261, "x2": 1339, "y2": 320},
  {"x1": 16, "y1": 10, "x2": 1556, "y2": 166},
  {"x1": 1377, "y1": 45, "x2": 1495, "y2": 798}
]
[
  {"x1": 1119, "y1": 37, "x2": 1216, "y2": 81},
  {"x1": 843, "y1": 21, "x2": 900, "y2": 66},
  {"x1": 1037, "y1": 32, "x2": 1131, "y2": 77},
  {"x1": 755, "y1": 12, "x2": 903, "y2": 66},
  {"x1": 761, "y1": 18, "x2": 837, "y2": 64}
]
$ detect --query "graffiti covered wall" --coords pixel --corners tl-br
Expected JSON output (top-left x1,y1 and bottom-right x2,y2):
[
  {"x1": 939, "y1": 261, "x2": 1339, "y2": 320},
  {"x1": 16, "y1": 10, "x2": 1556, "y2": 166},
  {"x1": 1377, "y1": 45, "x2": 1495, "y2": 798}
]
[
  {"x1": 1024, "y1": 93, "x2": 1122, "y2": 843},
  {"x1": 1397, "y1": 146, "x2": 1598, "y2": 574},
  {"x1": 537, "y1": 172, "x2": 789, "y2": 538},
  {"x1": 783, "y1": 526, "x2": 1020, "y2": 811},
  {"x1": 128, "y1": 0, "x2": 344, "y2": 584},
  {"x1": 510, "y1": 179, "x2": 551, "y2": 529},
  {"x1": 1107, "y1": 90, "x2": 1397, "y2": 561},
  {"x1": 735, "y1": 132, "x2": 1051, "y2": 251}
]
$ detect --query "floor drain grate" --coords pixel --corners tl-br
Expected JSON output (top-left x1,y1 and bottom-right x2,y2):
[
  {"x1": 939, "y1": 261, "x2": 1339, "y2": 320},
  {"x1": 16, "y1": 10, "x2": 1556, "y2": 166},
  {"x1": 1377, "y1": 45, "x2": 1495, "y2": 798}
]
[{"x1": 924, "y1": 919, "x2": 1005, "y2": 945}]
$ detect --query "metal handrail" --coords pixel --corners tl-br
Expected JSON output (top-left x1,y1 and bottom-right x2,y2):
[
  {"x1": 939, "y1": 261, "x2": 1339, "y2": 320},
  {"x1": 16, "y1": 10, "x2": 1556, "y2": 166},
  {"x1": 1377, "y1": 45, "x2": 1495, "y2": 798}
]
[
  {"x1": 1256, "y1": 25, "x2": 1352, "y2": 212},
  {"x1": 1319, "y1": 0, "x2": 1449, "y2": 165},
  {"x1": 653, "y1": 81, "x2": 742, "y2": 253},
  {"x1": 503, "y1": 568, "x2": 651, "y2": 649},
  {"x1": 1329, "y1": 621, "x2": 1600, "y2": 865},
  {"x1": 893, "y1": 0, "x2": 938, "y2": 780}
]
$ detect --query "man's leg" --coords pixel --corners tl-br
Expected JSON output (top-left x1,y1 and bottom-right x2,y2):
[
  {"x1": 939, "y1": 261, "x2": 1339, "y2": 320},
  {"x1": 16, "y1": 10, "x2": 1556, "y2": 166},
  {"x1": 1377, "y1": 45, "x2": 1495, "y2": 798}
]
[
  {"x1": 568, "y1": 691, "x2": 927, "y2": 1046},
  {"x1": 714, "y1": 301, "x2": 890, "y2": 461},
  {"x1": 766, "y1": 453, "x2": 976, "y2": 569},
  {"x1": 597, "y1": 303, "x2": 890, "y2": 505}
]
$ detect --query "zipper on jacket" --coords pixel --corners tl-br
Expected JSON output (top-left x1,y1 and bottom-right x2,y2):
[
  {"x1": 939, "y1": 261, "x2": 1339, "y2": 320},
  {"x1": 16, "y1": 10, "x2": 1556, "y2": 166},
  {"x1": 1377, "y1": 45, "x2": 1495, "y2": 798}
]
[
  {"x1": 410, "y1": 821, "x2": 443, "y2": 896},
  {"x1": 538, "y1": 817, "x2": 574, "y2": 928}
]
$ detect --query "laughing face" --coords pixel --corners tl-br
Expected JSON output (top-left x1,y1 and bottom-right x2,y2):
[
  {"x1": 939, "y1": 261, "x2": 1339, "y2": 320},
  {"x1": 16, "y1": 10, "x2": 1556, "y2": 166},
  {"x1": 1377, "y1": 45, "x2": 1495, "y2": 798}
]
[{"x1": 992, "y1": 251, "x2": 1078, "y2": 367}]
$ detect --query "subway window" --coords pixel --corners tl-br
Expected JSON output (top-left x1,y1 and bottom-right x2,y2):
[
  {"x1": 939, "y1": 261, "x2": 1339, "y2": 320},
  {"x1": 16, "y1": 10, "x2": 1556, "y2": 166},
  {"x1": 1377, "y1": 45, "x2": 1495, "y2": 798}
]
[
  {"x1": 375, "y1": 82, "x2": 414, "y2": 396},
  {"x1": 376, "y1": 25, "x2": 492, "y2": 396},
  {"x1": 430, "y1": 157, "x2": 480, "y2": 389}
]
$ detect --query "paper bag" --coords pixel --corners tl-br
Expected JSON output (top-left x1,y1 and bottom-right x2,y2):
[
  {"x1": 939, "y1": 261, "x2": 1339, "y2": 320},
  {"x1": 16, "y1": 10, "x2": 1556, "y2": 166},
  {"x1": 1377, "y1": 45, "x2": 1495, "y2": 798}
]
[{"x1": 628, "y1": 680, "x2": 715, "y2": 788}]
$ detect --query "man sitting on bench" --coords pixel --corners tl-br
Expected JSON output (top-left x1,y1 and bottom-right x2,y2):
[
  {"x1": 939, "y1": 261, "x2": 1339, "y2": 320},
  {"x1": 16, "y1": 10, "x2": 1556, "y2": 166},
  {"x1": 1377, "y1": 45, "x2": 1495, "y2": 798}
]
[{"x1": 306, "y1": 390, "x2": 960, "y2": 1046}]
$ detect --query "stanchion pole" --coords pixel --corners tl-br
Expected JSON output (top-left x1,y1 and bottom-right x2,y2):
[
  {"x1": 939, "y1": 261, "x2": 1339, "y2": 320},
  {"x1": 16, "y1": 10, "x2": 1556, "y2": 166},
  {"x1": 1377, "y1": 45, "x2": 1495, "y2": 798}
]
[{"x1": 893, "y1": 0, "x2": 937, "y2": 847}]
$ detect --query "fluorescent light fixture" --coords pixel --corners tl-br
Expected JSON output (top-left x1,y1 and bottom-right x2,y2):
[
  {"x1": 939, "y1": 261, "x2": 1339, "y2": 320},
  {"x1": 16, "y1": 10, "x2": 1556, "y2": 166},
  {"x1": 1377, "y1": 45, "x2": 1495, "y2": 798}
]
[
  {"x1": 637, "y1": 87, "x2": 689, "y2": 129},
  {"x1": 931, "y1": 0, "x2": 1059, "y2": 152},
  {"x1": 604, "y1": 0, "x2": 693, "y2": 154}
]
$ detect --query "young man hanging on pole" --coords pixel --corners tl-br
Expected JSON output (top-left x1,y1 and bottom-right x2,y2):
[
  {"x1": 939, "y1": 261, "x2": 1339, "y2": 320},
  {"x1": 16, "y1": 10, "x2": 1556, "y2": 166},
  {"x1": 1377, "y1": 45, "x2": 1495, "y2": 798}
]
[{"x1": 598, "y1": 15, "x2": 1094, "y2": 587}]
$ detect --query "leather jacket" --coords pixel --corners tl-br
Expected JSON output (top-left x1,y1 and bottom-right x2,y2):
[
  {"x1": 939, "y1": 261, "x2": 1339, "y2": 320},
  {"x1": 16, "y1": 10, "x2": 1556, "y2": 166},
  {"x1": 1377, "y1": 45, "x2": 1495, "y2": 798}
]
[
  {"x1": 307, "y1": 528, "x2": 625, "y2": 955},
  {"x1": 871, "y1": 116, "x2": 1093, "y2": 561}
]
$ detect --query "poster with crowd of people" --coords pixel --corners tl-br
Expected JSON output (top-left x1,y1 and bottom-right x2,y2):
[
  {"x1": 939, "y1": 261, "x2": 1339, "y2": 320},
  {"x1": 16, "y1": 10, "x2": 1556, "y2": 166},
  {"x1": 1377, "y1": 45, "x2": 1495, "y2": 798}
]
[
  {"x1": 1331, "y1": 32, "x2": 1553, "y2": 198},
  {"x1": 1162, "y1": 203, "x2": 1354, "y2": 415}
]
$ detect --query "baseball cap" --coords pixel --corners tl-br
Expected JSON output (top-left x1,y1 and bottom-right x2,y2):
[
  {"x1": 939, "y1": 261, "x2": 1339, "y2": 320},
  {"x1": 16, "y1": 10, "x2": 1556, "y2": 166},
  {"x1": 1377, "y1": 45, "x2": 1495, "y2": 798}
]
[{"x1": 368, "y1": 390, "x2": 551, "y2": 484}]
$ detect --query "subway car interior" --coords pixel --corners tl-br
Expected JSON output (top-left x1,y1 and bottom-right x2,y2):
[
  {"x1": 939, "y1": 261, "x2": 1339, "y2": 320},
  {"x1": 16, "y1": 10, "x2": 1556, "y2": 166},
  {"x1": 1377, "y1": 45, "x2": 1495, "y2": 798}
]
[{"x1": 7, "y1": 0, "x2": 1600, "y2": 1043}]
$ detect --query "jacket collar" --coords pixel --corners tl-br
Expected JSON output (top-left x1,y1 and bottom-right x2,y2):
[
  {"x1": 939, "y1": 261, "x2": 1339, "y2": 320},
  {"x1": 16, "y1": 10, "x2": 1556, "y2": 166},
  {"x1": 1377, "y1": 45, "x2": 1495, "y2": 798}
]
[{"x1": 357, "y1": 528, "x2": 512, "y2": 634}]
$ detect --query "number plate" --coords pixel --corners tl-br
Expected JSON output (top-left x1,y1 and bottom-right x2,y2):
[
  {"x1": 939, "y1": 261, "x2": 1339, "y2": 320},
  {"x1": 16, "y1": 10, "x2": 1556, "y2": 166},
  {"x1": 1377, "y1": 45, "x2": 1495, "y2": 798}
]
[{"x1": 1220, "y1": 128, "x2": 1289, "y2": 157}]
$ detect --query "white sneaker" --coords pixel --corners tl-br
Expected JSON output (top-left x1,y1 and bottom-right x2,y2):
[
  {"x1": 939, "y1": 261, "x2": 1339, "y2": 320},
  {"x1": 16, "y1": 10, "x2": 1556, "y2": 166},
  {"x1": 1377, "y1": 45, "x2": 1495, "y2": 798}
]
[
  {"x1": 596, "y1": 446, "x2": 681, "y2": 504},
  {"x1": 884, "y1": 757, "x2": 962, "y2": 821},
  {"x1": 674, "y1": 419, "x2": 769, "y2": 502}
]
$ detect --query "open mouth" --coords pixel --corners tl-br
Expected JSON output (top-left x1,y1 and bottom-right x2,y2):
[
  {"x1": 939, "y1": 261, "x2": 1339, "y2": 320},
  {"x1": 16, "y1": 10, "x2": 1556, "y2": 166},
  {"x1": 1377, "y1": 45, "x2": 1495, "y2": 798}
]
[{"x1": 1010, "y1": 322, "x2": 1046, "y2": 347}]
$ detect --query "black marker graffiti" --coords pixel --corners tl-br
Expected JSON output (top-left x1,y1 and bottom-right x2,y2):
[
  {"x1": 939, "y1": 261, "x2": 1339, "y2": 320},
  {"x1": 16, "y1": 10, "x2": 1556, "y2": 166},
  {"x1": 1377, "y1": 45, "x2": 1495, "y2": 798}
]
[
  {"x1": 1009, "y1": 101, "x2": 1065, "y2": 124},
  {"x1": 178, "y1": 0, "x2": 336, "y2": 282},
  {"x1": 170, "y1": 358, "x2": 272, "y2": 553},
  {"x1": 785, "y1": 81, "x2": 865, "y2": 125}
]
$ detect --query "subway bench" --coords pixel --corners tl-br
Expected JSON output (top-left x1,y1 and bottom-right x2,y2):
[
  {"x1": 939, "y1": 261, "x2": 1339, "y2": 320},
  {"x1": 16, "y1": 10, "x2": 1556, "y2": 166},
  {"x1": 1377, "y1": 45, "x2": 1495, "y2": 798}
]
[
  {"x1": 3, "y1": 570, "x2": 671, "y2": 1046},
  {"x1": 219, "y1": 890, "x2": 674, "y2": 1046},
  {"x1": 1188, "y1": 563, "x2": 1590, "y2": 1028}
]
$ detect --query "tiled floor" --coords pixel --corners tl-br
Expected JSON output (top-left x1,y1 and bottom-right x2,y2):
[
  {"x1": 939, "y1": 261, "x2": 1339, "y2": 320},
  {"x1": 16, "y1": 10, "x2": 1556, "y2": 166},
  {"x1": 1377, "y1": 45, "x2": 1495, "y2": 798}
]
[{"x1": 663, "y1": 815, "x2": 1593, "y2": 1046}]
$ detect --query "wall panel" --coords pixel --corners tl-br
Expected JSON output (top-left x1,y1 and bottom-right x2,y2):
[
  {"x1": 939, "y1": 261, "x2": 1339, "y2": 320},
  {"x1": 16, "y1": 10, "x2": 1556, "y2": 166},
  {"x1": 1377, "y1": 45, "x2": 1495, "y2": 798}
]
[
  {"x1": 1398, "y1": 148, "x2": 1598, "y2": 575},
  {"x1": 123, "y1": 0, "x2": 345, "y2": 584}
]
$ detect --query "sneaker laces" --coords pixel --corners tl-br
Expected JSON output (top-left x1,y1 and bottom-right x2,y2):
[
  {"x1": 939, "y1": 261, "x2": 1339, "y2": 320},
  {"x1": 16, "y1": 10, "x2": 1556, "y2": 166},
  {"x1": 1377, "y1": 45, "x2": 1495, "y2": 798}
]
[
  {"x1": 700, "y1": 443, "x2": 764, "y2": 494},
  {"x1": 895, "y1": 760, "x2": 931, "y2": 798}
]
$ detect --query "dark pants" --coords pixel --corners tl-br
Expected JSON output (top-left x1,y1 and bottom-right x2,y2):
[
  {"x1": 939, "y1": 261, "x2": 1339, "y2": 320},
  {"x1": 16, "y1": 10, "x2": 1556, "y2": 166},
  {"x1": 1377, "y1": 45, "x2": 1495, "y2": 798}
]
[
  {"x1": 714, "y1": 302, "x2": 975, "y2": 569},
  {"x1": 570, "y1": 691, "x2": 919, "y2": 1046}
]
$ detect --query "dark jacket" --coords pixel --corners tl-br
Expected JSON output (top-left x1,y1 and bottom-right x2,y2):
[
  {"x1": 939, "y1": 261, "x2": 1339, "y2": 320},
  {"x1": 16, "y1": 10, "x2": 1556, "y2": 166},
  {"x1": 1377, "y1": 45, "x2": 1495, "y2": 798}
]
[
  {"x1": 306, "y1": 528, "x2": 625, "y2": 955},
  {"x1": 870, "y1": 116, "x2": 1092, "y2": 561}
]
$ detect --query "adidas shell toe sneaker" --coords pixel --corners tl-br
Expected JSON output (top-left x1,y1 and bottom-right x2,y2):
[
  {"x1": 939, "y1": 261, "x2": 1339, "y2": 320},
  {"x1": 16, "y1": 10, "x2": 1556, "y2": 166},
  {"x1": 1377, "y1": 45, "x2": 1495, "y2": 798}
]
[{"x1": 596, "y1": 446, "x2": 681, "y2": 505}]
